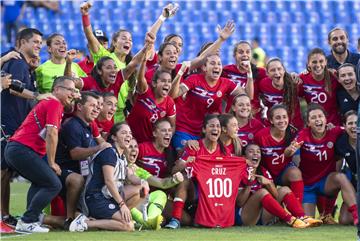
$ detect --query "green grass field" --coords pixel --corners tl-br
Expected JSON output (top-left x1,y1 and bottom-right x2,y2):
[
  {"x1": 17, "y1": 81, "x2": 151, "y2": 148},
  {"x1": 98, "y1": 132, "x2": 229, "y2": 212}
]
[{"x1": 1, "y1": 182, "x2": 357, "y2": 241}]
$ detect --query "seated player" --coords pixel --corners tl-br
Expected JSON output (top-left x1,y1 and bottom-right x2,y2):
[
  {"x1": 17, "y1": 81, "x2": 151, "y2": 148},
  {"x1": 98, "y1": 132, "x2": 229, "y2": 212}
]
[
  {"x1": 126, "y1": 137, "x2": 184, "y2": 230},
  {"x1": 236, "y1": 143, "x2": 322, "y2": 228}
]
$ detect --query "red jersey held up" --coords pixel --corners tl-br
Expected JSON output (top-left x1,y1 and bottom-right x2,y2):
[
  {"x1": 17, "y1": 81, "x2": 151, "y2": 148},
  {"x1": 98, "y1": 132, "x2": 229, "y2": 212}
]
[
  {"x1": 296, "y1": 126, "x2": 343, "y2": 186},
  {"x1": 186, "y1": 155, "x2": 247, "y2": 228},
  {"x1": 10, "y1": 98, "x2": 64, "y2": 156}
]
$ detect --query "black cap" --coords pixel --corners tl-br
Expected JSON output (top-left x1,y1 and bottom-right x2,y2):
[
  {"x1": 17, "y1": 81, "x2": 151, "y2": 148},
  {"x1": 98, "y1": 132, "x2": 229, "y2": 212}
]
[{"x1": 93, "y1": 29, "x2": 108, "y2": 42}]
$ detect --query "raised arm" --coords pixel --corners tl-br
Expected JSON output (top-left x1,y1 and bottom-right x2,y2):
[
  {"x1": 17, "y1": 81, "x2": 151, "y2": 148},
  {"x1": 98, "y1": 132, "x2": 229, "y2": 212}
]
[
  {"x1": 189, "y1": 20, "x2": 236, "y2": 70},
  {"x1": 64, "y1": 49, "x2": 84, "y2": 89},
  {"x1": 146, "y1": 3, "x2": 179, "y2": 60},
  {"x1": 80, "y1": 2, "x2": 101, "y2": 54},
  {"x1": 123, "y1": 32, "x2": 156, "y2": 81},
  {"x1": 169, "y1": 61, "x2": 190, "y2": 98},
  {"x1": 135, "y1": 48, "x2": 149, "y2": 94}
]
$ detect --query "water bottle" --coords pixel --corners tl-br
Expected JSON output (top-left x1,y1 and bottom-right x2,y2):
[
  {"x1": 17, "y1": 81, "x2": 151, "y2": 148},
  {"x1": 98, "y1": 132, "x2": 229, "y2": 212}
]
[{"x1": 165, "y1": 3, "x2": 179, "y2": 18}]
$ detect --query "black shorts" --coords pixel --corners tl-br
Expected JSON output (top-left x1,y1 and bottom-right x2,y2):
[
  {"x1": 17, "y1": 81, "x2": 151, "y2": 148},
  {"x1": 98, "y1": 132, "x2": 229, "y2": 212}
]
[{"x1": 85, "y1": 191, "x2": 125, "y2": 219}]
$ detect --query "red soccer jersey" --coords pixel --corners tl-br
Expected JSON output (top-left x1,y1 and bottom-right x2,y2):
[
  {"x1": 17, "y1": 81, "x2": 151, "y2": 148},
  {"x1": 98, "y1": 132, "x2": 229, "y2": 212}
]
[
  {"x1": 176, "y1": 74, "x2": 238, "y2": 136},
  {"x1": 10, "y1": 99, "x2": 64, "y2": 155},
  {"x1": 82, "y1": 71, "x2": 124, "y2": 97},
  {"x1": 298, "y1": 73, "x2": 340, "y2": 125},
  {"x1": 186, "y1": 155, "x2": 247, "y2": 228},
  {"x1": 239, "y1": 165, "x2": 273, "y2": 193},
  {"x1": 146, "y1": 52, "x2": 158, "y2": 69},
  {"x1": 258, "y1": 77, "x2": 304, "y2": 130},
  {"x1": 95, "y1": 118, "x2": 113, "y2": 137},
  {"x1": 77, "y1": 56, "x2": 94, "y2": 76},
  {"x1": 127, "y1": 87, "x2": 176, "y2": 143},
  {"x1": 297, "y1": 127, "x2": 343, "y2": 185},
  {"x1": 225, "y1": 142, "x2": 234, "y2": 155},
  {"x1": 136, "y1": 142, "x2": 168, "y2": 178},
  {"x1": 254, "y1": 127, "x2": 293, "y2": 179},
  {"x1": 237, "y1": 118, "x2": 264, "y2": 147},
  {"x1": 222, "y1": 64, "x2": 266, "y2": 116},
  {"x1": 145, "y1": 64, "x2": 185, "y2": 84},
  {"x1": 89, "y1": 120, "x2": 101, "y2": 139}
]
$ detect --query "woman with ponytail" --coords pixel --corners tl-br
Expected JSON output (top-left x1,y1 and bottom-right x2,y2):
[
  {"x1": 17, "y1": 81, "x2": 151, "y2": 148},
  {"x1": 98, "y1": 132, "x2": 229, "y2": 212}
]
[
  {"x1": 299, "y1": 48, "x2": 341, "y2": 125},
  {"x1": 258, "y1": 58, "x2": 304, "y2": 130},
  {"x1": 254, "y1": 104, "x2": 304, "y2": 203}
]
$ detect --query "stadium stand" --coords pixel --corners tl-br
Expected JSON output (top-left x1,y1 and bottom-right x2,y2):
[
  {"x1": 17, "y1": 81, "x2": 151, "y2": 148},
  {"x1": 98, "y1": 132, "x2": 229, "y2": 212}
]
[{"x1": 1, "y1": 0, "x2": 359, "y2": 73}]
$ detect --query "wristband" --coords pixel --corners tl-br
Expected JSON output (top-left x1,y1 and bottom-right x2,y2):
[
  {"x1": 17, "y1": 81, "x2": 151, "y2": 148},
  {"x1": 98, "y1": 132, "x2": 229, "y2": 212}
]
[
  {"x1": 118, "y1": 200, "x2": 125, "y2": 207},
  {"x1": 177, "y1": 70, "x2": 184, "y2": 76},
  {"x1": 158, "y1": 15, "x2": 166, "y2": 22},
  {"x1": 82, "y1": 15, "x2": 90, "y2": 27},
  {"x1": 247, "y1": 73, "x2": 253, "y2": 79}
]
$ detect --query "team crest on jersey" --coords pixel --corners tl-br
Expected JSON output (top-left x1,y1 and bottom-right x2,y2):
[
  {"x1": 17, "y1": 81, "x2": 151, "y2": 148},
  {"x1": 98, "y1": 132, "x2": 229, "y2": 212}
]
[
  {"x1": 327, "y1": 142, "x2": 334, "y2": 148},
  {"x1": 248, "y1": 133, "x2": 254, "y2": 140},
  {"x1": 216, "y1": 91, "x2": 222, "y2": 97},
  {"x1": 160, "y1": 111, "x2": 166, "y2": 117},
  {"x1": 108, "y1": 204, "x2": 116, "y2": 209}
]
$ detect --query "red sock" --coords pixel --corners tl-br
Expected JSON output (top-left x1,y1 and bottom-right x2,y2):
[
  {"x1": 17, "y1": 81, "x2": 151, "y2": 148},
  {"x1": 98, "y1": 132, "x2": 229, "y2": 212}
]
[
  {"x1": 317, "y1": 196, "x2": 337, "y2": 216},
  {"x1": 348, "y1": 204, "x2": 358, "y2": 224},
  {"x1": 324, "y1": 197, "x2": 337, "y2": 215},
  {"x1": 282, "y1": 192, "x2": 305, "y2": 218},
  {"x1": 290, "y1": 180, "x2": 304, "y2": 203},
  {"x1": 261, "y1": 194, "x2": 292, "y2": 222},
  {"x1": 172, "y1": 198, "x2": 185, "y2": 220},
  {"x1": 316, "y1": 196, "x2": 326, "y2": 215}
]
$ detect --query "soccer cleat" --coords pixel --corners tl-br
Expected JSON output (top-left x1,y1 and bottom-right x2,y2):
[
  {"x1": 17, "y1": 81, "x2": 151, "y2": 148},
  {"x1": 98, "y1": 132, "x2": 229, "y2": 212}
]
[
  {"x1": 0, "y1": 220, "x2": 15, "y2": 233},
  {"x1": 301, "y1": 216, "x2": 323, "y2": 227},
  {"x1": 15, "y1": 219, "x2": 49, "y2": 233},
  {"x1": 69, "y1": 213, "x2": 88, "y2": 232},
  {"x1": 287, "y1": 217, "x2": 310, "y2": 228},
  {"x1": 320, "y1": 214, "x2": 338, "y2": 225},
  {"x1": 164, "y1": 218, "x2": 180, "y2": 229},
  {"x1": 2, "y1": 215, "x2": 18, "y2": 228},
  {"x1": 145, "y1": 215, "x2": 163, "y2": 230},
  {"x1": 63, "y1": 217, "x2": 73, "y2": 230}
]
